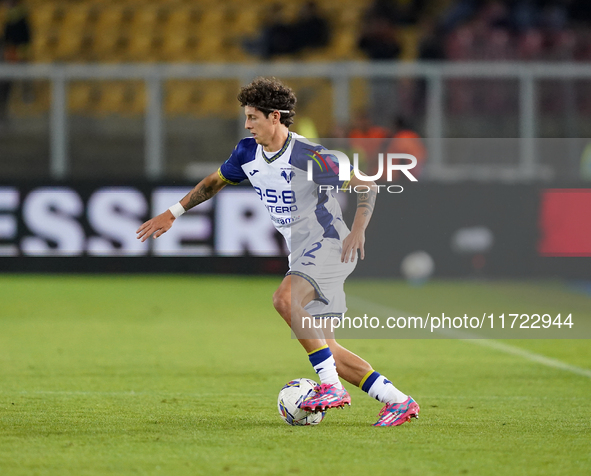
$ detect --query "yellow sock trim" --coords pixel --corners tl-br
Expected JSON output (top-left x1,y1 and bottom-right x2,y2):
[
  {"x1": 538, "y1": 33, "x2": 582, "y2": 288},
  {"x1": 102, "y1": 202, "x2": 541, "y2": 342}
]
[
  {"x1": 358, "y1": 369, "x2": 374, "y2": 389},
  {"x1": 307, "y1": 344, "x2": 328, "y2": 356}
]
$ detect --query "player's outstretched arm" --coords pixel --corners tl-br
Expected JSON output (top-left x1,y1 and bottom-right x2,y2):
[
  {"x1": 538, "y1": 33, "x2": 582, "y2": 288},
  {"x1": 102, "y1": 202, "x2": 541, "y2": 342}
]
[
  {"x1": 136, "y1": 171, "x2": 227, "y2": 242},
  {"x1": 341, "y1": 174, "x2": 377, "y2": 263}
]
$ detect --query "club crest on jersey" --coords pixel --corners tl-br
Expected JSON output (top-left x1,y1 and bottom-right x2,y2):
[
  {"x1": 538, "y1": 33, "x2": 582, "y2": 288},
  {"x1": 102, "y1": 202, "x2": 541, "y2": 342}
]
[{"x1": 281, "y1": 170, "x2": 295, "y2": 183}]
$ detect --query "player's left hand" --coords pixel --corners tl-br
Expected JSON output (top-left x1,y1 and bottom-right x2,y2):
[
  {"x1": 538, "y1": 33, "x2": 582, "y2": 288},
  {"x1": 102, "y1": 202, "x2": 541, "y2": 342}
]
[{"x1": 341, "y1": 228, "x2": 365, "y2": 263}]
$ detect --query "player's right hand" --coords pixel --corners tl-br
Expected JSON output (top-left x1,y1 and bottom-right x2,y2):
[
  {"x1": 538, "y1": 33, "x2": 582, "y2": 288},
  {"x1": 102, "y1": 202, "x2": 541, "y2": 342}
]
[{"x1": 136, "y1": 211, "x2": 175, "y2": 242}]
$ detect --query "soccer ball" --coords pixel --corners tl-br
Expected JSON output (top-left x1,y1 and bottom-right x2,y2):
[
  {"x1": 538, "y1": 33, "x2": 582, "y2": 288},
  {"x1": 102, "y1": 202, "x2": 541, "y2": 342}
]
[{"x1": 277, "y1": 378, "x2": 326, "y2": 426}]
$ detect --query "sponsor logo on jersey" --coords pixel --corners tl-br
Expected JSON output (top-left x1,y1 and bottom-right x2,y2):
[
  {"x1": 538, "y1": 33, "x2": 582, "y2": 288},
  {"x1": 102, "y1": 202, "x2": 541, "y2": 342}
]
[
  {"x1": 270, "y1": 215, "x2": 300, "y2": 225},
  {"x1": 249, "y1": 170, "x2": 259, "y2": 176}
]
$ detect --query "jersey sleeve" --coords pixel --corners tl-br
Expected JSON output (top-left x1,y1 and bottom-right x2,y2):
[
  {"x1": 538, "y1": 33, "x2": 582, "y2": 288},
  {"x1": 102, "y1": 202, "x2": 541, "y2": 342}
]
[
  {"x1": 291, "y1": 140, "x2": 353, "y2": 189},
  {"x1": 218, "y1": 139, "x2": 252, "y2": 185}
]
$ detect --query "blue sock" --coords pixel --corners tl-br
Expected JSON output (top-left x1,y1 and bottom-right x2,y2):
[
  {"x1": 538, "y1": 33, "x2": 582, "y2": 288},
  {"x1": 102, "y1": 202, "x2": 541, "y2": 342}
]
[
  {"x1": 308, "y1": 345, "x2": 342, "y2": 388},
  {"x1": 359, "y1": 370, "x2": 406, "y2": 404}
]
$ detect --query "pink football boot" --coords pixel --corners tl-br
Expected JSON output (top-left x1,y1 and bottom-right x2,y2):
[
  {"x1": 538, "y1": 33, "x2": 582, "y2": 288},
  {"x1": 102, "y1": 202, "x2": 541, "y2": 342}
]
[
  {"x1": 300, "y1": 383, "x2": 351, "y2": 412},
  {"x1": 373, "y1": 396, "x2": 420, "y2": 427}
]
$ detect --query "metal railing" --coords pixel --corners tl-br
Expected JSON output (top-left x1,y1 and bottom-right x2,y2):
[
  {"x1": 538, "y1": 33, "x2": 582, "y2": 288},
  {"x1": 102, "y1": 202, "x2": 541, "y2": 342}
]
[{"x1": 2, "y1": 61, "x2": 591, "y2": 180}]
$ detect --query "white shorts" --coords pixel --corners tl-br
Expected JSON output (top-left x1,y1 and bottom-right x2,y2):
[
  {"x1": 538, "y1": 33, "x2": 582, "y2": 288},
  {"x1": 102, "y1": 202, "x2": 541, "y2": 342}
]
[{"x1": 287, "y1": 237, "x2": 356, "y2": 319}]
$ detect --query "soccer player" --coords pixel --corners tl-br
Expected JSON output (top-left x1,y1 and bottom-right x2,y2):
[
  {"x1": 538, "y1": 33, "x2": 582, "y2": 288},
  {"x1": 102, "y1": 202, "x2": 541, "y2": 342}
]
[{"x1": 136, "y1": 77, "x2": 419, "y2": 427}]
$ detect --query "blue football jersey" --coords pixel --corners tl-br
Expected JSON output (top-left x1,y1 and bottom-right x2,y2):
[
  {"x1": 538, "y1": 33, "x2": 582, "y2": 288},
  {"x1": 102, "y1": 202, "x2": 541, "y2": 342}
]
[{"x1": 218, "y1": 132, "x2": 353, "y2": 261}]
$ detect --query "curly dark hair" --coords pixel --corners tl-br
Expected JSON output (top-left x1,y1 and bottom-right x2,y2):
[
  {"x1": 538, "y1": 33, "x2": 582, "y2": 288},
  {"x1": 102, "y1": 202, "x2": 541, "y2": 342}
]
[{"x1": 237, "y1": 77, "x2": 296, "y2": 127}]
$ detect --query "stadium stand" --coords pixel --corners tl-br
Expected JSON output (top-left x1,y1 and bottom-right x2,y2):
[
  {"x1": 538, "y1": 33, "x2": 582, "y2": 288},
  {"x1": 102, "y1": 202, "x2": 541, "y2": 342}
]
[{"x1": 0, "y1": 0, "x2": 375, "y2": 124}]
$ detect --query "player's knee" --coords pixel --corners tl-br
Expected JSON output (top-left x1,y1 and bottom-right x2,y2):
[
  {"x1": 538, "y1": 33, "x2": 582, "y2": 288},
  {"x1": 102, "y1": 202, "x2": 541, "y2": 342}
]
[{"x1": 272, "y1": 289, "x2": 291, "y2": 321}]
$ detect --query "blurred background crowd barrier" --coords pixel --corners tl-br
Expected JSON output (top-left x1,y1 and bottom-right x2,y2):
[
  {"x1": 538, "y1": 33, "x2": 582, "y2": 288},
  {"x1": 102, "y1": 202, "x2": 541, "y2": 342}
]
[{"x1": 3, "y1": 62, "x2": 591, "y2": 182}]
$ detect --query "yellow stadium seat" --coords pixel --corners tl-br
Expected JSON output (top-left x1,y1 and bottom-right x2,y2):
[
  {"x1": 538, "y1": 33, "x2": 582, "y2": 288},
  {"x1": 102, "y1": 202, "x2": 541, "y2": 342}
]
[
  {"x1": 197, "y1": 86, "x2": 227, "y2": 115},
  {"x1": 160, "y1": 35, "x2": 190, "y2": 62},
  {"x1": 165, "y1": 81, "x2": 202, "y2": 116},
  {"x1": 52, "y1": 7, "x2": 89, "y2": 60},
  {"x1": 231, "y1": 8, "x2": 262, "y2": 35},
  {"x1": 62, "y1": 5, "x2": 89, "y2": 27},
  {"x1": 161, "y1": 7, "x2": 199, "y2": 61},
  {"x1": 129, "y1": 7, "x2": 159, "y2": 35},
  {"x1": 126, "y1": 34, "x2": 155, "y2": 62},
  {"x1": 165, "y1": 80, "x2": 238, "y2": 117},
  {"x1": 127, "y1": 81, "x2": 146, "y2": 116},
  {"x1": 174, "y1": 35, "x2": 196, "y2": 62},
  {"x1": 95, "y1": 81, "x2": 145, "y2": 117},
  {"x1": 327, "y1": 30, "x2": 361, "y2": 60},
  {"x1": 21, "y1": 0, "x2": 368, "y2": 65},
  {"x1": 92, "y1": 7, "x2": 126, "y2": 60},
  {"x1": 68, "y1": 82, "x2": 95, "y2": 113},
  {"x1": 30, "y1": 3, "x2": 56, "y2": 31},
  {"x1": 95, "y1": 82, "x2": 126, "y2": 116},
  {"x1": 198, "y1": 8, "x2": 225, "y2": 31},
  {"x1": 164, "y1": 7, "x2": 194, "y2": 32},
  {"x1": 32, "y1": 28, "x2": 59, "y2": 63},
  {"x1": 223, "y1": 37, "x2": 252, "y2": 62},
  {"x1": 194, "y1": 35, "x2": 223, "y2": 61},
  {"x1": 29, "y1": 3, "x2": 58, "y2": 61},
  {"x1": 398, "y1": 26, "x2": 419, "y2": 61},
  {"x1": 55, "y1": 34, "x2": 82, "y2": 61}
]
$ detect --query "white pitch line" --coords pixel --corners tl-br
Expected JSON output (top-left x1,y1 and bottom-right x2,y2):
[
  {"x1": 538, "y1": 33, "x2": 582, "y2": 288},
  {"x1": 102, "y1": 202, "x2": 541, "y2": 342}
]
[
  {"x1": 460, "y1": 339, "x2": 591, "y2": 379},
  {"x1": 348, "y1": 296, "x2": 591, "y2": 380}
]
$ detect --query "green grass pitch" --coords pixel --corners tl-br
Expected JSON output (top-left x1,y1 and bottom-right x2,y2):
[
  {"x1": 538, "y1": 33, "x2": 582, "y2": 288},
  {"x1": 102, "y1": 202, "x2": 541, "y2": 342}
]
[{"x1": 1, "y1": 275, "x2": 590, "y2": 475}]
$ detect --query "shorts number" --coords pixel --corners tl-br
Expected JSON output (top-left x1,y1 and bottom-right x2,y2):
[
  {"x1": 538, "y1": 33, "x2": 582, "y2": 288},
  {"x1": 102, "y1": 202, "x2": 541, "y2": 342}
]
[{"x1": 303, "y1": 242, "x2": 322, "y2": 259}]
